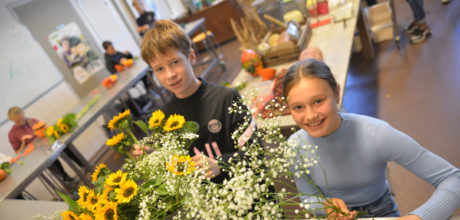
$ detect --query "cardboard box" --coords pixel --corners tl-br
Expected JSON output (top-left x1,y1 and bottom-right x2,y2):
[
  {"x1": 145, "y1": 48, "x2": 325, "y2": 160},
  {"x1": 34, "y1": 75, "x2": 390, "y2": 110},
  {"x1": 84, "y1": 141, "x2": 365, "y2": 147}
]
[
  {"x1": 371, "y1": 23, "x2": 394, "y2": 43},
  {"x1": 364, "y1": 2, "x2": 392, "y2": 28}
]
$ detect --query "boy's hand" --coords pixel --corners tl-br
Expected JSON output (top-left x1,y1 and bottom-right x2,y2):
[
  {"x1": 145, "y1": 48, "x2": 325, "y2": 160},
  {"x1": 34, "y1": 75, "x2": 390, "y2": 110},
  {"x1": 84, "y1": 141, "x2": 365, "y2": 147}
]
[
  {"x1": 21, "y1": 134, "x2": 33, "y2": 142},
  {"x1": 192, "y1": 147, "x2": 221, "y2": 178},
  {"x1": 131, "y1": 144, "x2": 153, "y2": 160},
  {"x1": 324, "y1": 198, "x2": 356, "y2": 220}
]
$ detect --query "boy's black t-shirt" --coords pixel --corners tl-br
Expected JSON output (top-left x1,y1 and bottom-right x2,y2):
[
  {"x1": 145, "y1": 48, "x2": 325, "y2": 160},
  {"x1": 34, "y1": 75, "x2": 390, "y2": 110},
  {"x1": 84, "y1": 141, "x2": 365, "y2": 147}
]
[{"x1": 161, "y1": 79, "x2": 252, "y2": 183}]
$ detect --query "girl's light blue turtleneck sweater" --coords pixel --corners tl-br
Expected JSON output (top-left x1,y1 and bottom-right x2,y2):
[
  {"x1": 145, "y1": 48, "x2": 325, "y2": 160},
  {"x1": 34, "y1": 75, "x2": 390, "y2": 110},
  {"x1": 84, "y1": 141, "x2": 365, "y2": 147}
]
[{"x1": 289, "y1": 113, "x2": 460, "y2": 220}]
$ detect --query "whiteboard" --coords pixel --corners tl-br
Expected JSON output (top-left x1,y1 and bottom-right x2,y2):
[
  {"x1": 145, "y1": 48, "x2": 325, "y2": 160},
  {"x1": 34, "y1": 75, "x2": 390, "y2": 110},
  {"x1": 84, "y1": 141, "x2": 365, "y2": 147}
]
[{"x1": 0, "y1": 23, "x2": 62, "y2": 124}]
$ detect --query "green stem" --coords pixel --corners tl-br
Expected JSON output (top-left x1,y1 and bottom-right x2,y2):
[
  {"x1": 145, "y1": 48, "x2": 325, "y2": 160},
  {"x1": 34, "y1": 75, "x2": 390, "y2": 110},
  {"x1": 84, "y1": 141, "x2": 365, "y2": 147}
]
[{"x1": 126, "y1": 127, "x2": 139, "y2": 143}]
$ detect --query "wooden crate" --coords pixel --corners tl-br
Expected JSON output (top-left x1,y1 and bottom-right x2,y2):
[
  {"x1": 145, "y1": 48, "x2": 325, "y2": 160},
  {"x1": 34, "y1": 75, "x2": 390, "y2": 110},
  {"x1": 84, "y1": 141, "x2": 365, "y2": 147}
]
[{"x1": 262, "y1": 22, "x2": 311, "y2": 67}]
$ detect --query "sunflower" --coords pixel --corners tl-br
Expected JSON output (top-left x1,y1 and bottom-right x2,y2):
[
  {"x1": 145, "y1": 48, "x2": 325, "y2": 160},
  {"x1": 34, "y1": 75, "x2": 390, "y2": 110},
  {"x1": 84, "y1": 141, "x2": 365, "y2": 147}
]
[
  {"x1": 102, "y1": 184, "x2": 114, "y2": 200},
  {"x1": 91, "y1": 163, "x2": 107, "y2": 182},
  {"x1": 166, "y1": 154, "x2": 196, "y2": 176},
  {"x1": 115, "y1": 179, "x2": 138, "y2": 203},
  {"x1": 60, "y1": 123, "x2": 70, "y2": 133},
  {"x1": 105, "y1": 133, "x2": 125, "y2": 147},
  {"x1": 107, "y1": 110, "x2": 131, "y2": 130},
  {"x1": 46, "y1": 126, "x2": 55, "y2": 136},
  {"x1": 105, "y1": 170, "x2": 127, "y2": 187},
  {"x1": 77, "y1": 185, "x2": 90, "y2": 206},
  {"x1": 95, "y1": 201, "x2": 118, "y2": 220},
  {"x1": 79, "y1": 213, "x2": 93, "y2": 220},
  {"x1": 148, "y1": 110, "x2": 165, "y2": 128},
  {"x1": 57, "y1": 118, "x2": 63, "y2": 127},
  {"x1": 85, "y1": 190, "x2": 100, "y2": 212},
  {"x1": 163, "y1": 114, "x2": 185, "y2": 132},
  {"x1": 61, "y1": 210, "x2": 79, "y2": 220}
]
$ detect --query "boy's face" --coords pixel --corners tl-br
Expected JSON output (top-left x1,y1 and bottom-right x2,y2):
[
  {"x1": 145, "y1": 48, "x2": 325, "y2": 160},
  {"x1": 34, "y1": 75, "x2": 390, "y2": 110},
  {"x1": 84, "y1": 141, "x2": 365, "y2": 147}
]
[
  {"x1": 149, "y1": 48, "x2": 197, "y2": 98},
  {"x1": 106, "y1": 45, "x2": 116, "y2": 55},
  {"x1": 10, "y1": 113, "x2": 25, "y2": 125}
]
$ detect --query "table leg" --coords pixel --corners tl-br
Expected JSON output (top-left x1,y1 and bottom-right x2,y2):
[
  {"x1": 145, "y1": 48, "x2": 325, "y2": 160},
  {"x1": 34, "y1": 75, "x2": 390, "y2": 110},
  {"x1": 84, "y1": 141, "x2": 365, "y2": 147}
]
[
  {"x1": 357, "y1": 5, "x2": 375, "y2": 60},
  {"x1": 61, "y1": 145, "x2": 93, "y2": 186},
  {"x1": 389, "y1": 0, "x2": 400, "y2": 49},
  {"x1": 67, "y1": 143, "x2": 94, "y2": 172}
]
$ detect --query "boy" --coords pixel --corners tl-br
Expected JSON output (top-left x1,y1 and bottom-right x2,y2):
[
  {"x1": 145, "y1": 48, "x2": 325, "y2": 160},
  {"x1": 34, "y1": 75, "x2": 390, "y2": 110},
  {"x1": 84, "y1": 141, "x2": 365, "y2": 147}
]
[
  {"x1": 102, "y1": 41, "x2": 133, "y2": 74},
  {"x1": 7, "y1": 106, "x2": 81, "y2": 185},
  {"x1": 132, "y1": 20, "x2": 256, "y2": 183}
]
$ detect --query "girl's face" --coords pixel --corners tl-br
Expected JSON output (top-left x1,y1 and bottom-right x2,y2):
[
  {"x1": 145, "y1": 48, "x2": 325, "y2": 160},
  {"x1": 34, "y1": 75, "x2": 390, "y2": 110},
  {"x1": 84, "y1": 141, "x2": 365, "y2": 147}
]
[{"x1": 287, "y1": 77, "x2": 341, "y2": 138}]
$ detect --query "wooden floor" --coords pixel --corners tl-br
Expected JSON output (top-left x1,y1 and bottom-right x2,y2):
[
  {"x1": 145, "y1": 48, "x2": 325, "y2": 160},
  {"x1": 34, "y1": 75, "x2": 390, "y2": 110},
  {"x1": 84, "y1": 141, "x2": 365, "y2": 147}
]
[{"x1": 98, "y1": 0, "x2": 460, "y2": 216}]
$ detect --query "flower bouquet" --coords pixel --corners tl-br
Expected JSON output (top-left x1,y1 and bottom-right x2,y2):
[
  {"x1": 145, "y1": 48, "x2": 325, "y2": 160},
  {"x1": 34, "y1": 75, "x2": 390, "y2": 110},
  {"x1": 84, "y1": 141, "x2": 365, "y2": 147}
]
[
  {"x1": 58, "y1": 163, "x2": 140, "y2": 220},
  {"x1": 55, "y1": 96, "x2": 358, "y2": 219},
  {"x1": 45, "y1": 113, "x2": 78, "y2": 144}
]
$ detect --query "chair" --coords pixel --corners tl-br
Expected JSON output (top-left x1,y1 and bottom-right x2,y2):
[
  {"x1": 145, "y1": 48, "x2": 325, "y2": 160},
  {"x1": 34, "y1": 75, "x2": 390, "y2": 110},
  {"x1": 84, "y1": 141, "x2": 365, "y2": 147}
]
[{"x1": 191, "y1": 30, "x2": 225, "y2": 69}]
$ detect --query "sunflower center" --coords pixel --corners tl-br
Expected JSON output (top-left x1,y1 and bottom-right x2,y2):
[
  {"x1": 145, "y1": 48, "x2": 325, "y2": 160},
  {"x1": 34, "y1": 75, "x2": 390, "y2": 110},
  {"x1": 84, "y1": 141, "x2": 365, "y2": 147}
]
[
  {"x1": 91, "y1": 197, "x2": 98, "y2": 205},
  {"x1": 123, "y1": 187, "x2": 134, "y2": 197},
  {"x1": 70, "y1": 214, "x2": 77, "y2": 220},
  {"x1": 170, "y1": 121, "x2": 179, "y2": 128},
  {"x1": 105, "y1": 209, "x2": 115, "y2": 220},
  {"x1": 113, "y1": 177, "x2": 121, "y2": 183},
  {"x1": 154, "y1": 119, "x2": 159, "y2": 124},
  {"x1": 176, "y1": 161, "x2": 187, "y2": 173}
]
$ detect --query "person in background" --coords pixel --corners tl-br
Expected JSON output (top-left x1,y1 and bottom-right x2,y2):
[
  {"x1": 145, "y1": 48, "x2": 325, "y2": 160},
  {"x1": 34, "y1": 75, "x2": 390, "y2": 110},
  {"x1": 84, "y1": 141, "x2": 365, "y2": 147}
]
[
  {"x1": 133, "y1": 0, "x2": 156, "y2": 37},
  {"x1": 284, "y1": 59, "x2": 460, "y2": 219},
  {"x1": 366, "y1": 0, "x2": 430, "y2": 44},
  {"x1": 103, "y1": 41, "x2": 133, "y2": 74},
  {"x1": 7, "y1": 106, "x2": 82, "y2": 185},
  {"x1": 404, "y1": 0, "x2": 431, "y2": 43}
]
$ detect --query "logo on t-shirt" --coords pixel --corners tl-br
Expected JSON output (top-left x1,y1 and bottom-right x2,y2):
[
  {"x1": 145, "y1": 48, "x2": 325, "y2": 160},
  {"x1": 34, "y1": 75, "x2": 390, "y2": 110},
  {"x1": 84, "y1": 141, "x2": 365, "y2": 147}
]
[{"x1": 208, "y1": 119, "x2": 222, "y2": 133}]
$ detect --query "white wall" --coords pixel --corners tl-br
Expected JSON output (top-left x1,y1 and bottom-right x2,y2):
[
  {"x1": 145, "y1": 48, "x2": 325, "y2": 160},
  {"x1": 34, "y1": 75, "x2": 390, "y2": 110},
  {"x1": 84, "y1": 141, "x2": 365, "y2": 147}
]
[{"x1": 1, "y1": 0, "x2": 109, "y2": 200}]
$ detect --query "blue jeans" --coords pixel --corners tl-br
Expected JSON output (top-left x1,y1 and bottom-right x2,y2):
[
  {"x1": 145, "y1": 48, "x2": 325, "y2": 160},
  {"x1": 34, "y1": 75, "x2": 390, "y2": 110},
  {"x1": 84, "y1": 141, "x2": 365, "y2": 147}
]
[
  {"x1": 406, "y1": 0, "x2": 426, "y2": 22},
  {"x1": 349, "y1": 189, "x2": 401, "y2": 217}
]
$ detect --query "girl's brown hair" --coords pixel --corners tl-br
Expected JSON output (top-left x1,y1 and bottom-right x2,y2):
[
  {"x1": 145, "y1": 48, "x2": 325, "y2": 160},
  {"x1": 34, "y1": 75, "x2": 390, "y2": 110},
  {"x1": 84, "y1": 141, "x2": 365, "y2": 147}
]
[
  {"x1": 141, "y1": 20, "x2": 192, "y2": 65},
  {"x1": 283, "y1": 59, "x2": 338, "y2": 98}
]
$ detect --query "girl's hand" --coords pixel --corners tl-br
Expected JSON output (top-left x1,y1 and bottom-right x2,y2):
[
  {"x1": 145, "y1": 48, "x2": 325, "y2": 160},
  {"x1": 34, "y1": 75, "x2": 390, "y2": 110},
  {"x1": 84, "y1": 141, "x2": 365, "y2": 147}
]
[
  {"x1": 192, "y1": 147, "x2": 221, "y2": 178},
  {"x1": 324, "y1": 198, "x2": 357, "y2": 220}
]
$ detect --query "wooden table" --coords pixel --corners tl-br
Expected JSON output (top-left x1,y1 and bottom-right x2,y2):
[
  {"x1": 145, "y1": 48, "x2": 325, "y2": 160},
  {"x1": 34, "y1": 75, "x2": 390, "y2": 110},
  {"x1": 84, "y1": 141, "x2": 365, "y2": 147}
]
[
  {"x1": 232, "y1": 0, "x2": 361, "y2": 128},
  {"x1": 0, "y1": 61, "x2": 149, "y2": 201},
  {"x1": 0, "y1": 199, "x2": 67, "y2": 219}
]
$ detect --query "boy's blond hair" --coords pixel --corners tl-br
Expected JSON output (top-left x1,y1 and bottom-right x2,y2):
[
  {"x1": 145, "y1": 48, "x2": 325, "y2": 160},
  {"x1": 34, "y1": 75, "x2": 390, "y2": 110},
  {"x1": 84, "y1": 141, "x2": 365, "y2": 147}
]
[
  {"x1": 7, "y1": 106, "x2": 23, "y2": 120},
  {"x1": 141, "y1": 20, "x2": 192, "y2": 65}
]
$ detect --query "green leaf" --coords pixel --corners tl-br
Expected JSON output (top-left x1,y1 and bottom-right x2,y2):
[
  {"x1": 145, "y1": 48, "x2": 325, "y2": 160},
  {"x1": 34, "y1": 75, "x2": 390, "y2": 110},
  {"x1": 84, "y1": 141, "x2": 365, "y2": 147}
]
[
  {"x1": 57, "y1": 190, "x2": 79, "y2": 212},
  {"x1": 17, "y1": 161, "x2": 24, "y2": 166},
  {"x1": 134, "y1": 120, "x2": 149, "y2": 135},
  {"x1": 1, "y1": 162, "x2": 10, "y2": 169},
  {"x1": 181, "y1": 121, "x2": 199, "y2": 134},
  {"x1": 3, "y1": 168, "x2": 12, "y2": 174},
  {"x1": 157, "y1": 184, "x2": 168, "y2": 195}
]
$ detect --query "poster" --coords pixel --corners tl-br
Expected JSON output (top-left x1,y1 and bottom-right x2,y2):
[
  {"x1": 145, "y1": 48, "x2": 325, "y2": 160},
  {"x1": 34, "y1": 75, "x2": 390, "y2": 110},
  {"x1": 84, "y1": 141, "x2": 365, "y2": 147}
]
[{"x1": 48, "y1": 22, "x2": 103, "y2": 84}]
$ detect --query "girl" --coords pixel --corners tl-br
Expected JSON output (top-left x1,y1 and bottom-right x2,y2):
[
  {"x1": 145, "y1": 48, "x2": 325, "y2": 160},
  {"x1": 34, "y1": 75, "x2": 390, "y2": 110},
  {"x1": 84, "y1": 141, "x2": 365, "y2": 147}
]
[{"x1": 284, "y1": 59, "x2": 460, "y2": 219}]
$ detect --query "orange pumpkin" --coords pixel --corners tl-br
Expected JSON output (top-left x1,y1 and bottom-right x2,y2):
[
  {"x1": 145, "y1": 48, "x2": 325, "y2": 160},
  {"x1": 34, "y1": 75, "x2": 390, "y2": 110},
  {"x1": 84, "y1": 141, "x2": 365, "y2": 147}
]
[
  {"x1": 258, "y1": 68, "x2": 276, "y2": 81},
  {"x1": 241, "y1": 49, "x2": 263, "y2": 76},
  {"x1": 114, "y1": 64, "x2": 124, "y2": 72},
  {"x1": 33, "y1": 121, "x2": 46, "y2": 138},
  {"x1": 0, "y1": 169, "x2": 6, "y2": 182},
  {"x1": 122, "y1": 59, "x2": 134, "y2": 67},
  {"x1": 102, "y1": 75, "x2": 118, "y2": 89}
]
